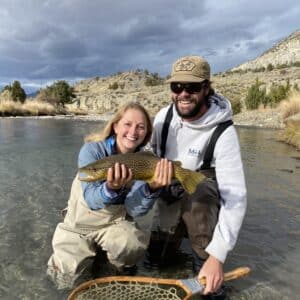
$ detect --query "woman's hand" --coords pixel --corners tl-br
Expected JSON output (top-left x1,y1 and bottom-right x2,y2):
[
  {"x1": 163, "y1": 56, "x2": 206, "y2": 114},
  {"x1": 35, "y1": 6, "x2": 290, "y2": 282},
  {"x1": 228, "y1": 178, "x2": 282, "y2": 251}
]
[
  {"x1": 106, "y1": 162, "x2": 133, "y2": 190},
  {"x1": 148, "y1": 158, "x2": 173, "y2": 192}
]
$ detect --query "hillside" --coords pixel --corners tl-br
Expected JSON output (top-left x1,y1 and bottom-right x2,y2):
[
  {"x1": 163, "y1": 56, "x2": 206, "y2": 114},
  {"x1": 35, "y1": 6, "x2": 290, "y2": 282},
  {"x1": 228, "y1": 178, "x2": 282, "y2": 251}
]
[
  {"x1": 232, "y1": 29, "x2": 300, "y2": 71},
  {"x1": 213, "y1": 67, "x2": 300, "y2": 108},
  {"x1": 69, "y1": 67, "x2": 300, "y2": 116},
  {"x1": 67, "y1": 29, "x2": 300, "y2": 116},
  {"x1": 70, "y1": 71, "x2": 170, "y2": 116}
]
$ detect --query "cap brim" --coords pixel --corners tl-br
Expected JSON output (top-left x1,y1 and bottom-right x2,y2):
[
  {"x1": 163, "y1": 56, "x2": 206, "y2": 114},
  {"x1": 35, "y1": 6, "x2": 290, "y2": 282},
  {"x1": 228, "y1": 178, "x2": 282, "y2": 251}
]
[{"x1": 165, "y1": 74, "x2": 208, "y2": 83}]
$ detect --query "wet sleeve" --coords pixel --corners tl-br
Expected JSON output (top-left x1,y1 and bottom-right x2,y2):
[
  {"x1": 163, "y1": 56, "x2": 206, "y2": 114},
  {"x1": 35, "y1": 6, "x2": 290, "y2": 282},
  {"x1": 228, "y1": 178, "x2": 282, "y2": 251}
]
[{"x1": 124, "y1": 181, "x2": 160, "y2": 218}]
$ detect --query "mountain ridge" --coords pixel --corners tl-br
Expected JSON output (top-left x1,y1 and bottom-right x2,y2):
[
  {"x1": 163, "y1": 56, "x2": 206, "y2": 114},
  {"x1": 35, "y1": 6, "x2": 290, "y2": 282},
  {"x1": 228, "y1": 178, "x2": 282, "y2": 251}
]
[
  {"x1": 43, "y1": 29, "x2": 300, "y2": 114},
  {"x1": 232, "y1": 29, "x2": 300, "y2": 71}
]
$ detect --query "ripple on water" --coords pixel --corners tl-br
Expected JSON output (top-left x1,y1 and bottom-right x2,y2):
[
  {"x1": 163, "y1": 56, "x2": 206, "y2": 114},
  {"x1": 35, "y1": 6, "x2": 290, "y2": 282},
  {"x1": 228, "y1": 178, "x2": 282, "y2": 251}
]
[
  {"x1": 230, "y1": 282, "x2": 290, "y2": 300},
  {"x1": 1, "y1": 121, "x2": 300, "y2": 299}
]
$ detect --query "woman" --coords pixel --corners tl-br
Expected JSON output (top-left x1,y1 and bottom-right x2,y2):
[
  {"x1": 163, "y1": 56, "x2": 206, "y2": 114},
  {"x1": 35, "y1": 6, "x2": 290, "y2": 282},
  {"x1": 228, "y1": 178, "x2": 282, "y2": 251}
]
[{"x1": 47, "y1": 102, "x2": 172, "y2": 289}]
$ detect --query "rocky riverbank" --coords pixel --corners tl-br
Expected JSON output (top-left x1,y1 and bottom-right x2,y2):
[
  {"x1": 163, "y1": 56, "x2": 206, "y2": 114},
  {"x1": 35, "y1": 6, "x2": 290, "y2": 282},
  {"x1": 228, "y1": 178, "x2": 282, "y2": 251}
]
[
  {"x1": 233, "y1": 108, "x2": 284, "y2": 129},
  {"x1": 4, "y1": 107, "x2": 299, "y2": 149},
  {"x1": 2, "y1": 108, "x2": 285, "y2": 129}
]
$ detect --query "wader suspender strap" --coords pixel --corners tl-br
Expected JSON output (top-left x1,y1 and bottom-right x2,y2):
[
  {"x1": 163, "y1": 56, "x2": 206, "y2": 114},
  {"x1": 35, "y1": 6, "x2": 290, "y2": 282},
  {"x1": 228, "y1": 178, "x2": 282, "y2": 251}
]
[
  {"x1": 160, "y1": 104, "x2": 173, "y2": 158},
  {"x1": 160, "y1": 104, "x2": 233, "y2": 168},
  {"x1": 200, "y1": 119, "x2": 233, "y2": 170}
]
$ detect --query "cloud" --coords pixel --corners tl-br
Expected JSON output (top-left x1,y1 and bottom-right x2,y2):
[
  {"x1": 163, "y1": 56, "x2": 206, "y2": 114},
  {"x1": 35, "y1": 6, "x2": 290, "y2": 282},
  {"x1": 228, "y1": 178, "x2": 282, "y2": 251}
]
[{"x1": 0, "y1": 0, "x2": 299, "y2": 89}]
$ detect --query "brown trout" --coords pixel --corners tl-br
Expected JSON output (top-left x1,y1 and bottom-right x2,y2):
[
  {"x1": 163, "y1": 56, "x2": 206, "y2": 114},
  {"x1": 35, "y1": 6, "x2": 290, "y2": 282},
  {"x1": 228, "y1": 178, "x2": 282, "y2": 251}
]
[{"x1": 78, "y1": 152, "x2": 206, "y2": 194}]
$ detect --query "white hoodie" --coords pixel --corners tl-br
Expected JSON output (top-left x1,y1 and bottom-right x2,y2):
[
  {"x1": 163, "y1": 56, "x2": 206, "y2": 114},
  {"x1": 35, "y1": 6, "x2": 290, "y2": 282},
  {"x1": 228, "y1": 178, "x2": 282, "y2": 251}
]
[{"x1": 151, "y1": 93, "x2": 247, "y2": 263}]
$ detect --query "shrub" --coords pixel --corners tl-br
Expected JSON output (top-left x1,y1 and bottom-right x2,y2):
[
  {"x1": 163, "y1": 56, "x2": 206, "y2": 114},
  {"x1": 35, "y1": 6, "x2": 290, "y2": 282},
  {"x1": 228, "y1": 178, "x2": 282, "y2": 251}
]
[
  {"x1": 279, "y1": 91, "x2": 300, "y2": 119},
  {"x1": 144, "y1": 73, "x2": 164, "y2": 86},
  {"x1": 245, "y1": 79, "x2": 292, "y2": 109},
  {"x1": 37, "y1": 80, "x2": 75, "y2": 107},
  {"x1": 291, "y1": 61, "x2": 300, "y2": 67},
  {"x1": 278, "y1": 115, "x2": 300, "y2": 150},
  {"x1": 108, "y1": 82, "x2": 119, "y2": 89},
  {"x1": 230, "y1": 99, "x2": 242, "y2": 115},
  {"x1": 245, "y1": 78, "x2": 267, "y2": 110},
  {"x1": 267, "y1": 80, "x2": 291, "y2": 107},
  {"x1": 252, "y1": 66, "x2": 265, "y2": 72},
  {"x1": 4, "y1": 81, "x2": 27, "y2": 103},
  {"x1": 1, "y1": 85, "x2": 12, "y2": 92},
  {"x1": 267, "y1": 63, "x2": 274, "y2": 71},
  {"x1": 276, "y1": 63, "x2": 288, "y2": 69}
]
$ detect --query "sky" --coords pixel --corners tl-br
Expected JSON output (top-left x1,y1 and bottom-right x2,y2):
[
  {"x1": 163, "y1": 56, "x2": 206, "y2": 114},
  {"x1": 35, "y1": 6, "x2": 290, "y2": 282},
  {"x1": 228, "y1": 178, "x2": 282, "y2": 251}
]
[{"x1": 0, "y1": 0, "x2": 299, "y2": 93}]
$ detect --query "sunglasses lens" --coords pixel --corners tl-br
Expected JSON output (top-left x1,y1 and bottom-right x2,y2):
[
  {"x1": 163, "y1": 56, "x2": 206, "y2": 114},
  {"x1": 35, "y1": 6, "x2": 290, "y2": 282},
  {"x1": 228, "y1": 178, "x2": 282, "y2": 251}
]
[
  {"x1": 170, "y1": 83, "x2": 184, "y2": 93},
  {"x1": 170, "y1": 82, "x2": 203, "y2": 94}
]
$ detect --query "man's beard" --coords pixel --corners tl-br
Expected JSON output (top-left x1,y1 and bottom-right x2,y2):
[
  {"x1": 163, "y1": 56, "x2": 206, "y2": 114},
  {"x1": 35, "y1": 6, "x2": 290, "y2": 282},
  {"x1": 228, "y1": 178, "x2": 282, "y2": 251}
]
[{"x1": 174, "y1": 97, "x2": 205, "y2": 119}]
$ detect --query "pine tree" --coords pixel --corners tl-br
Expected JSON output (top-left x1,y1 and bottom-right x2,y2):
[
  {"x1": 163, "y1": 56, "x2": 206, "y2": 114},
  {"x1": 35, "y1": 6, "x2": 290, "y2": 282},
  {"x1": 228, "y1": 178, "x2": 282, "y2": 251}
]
[{"x1": 11, "y1": 81, "x2": 26, "y2": 103}]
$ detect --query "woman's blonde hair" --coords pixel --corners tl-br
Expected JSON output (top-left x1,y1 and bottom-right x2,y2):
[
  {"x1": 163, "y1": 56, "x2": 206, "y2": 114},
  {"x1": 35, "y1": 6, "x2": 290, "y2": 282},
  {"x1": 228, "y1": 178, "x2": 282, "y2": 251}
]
[{"x1": 84, "y1": 102, "x2": 152, "y2": 148}]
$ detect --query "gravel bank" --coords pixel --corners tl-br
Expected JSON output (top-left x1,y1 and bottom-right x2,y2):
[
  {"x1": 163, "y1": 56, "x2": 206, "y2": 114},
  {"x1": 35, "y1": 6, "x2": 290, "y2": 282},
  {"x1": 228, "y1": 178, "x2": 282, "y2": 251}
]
[
  {"x1": 2, "y1": 109, "x2": 285, "y2": 129},
  {"x1": 233, "y1": 109, "x2": 284, "y2": 129}
]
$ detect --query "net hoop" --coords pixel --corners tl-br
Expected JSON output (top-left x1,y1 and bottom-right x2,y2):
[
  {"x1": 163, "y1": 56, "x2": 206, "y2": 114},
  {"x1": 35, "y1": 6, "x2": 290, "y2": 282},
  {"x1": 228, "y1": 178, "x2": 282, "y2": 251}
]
[{"x1": 68, "y1": 276, "x2": 191, "y2": 300}]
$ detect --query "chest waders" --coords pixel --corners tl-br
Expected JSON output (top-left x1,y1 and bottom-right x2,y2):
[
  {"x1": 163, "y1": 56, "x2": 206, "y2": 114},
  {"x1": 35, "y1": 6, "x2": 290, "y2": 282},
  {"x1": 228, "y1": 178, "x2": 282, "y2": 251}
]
[
  {"x1": 152, "y1": 104, "x2": 233, "y2": 266},
  {"x1": 160, "y1": 103, "x2": 233, "y2": 170}
]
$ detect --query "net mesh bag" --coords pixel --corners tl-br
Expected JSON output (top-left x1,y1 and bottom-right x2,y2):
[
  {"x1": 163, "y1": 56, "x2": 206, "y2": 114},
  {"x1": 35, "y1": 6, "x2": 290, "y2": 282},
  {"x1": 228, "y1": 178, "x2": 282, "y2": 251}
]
[
  {"x1": 68, "y1": 267, "x2": 251, "y2": 300},
  {"x1": 69, "y1": 278, "x2": 187, "y2": 300}
]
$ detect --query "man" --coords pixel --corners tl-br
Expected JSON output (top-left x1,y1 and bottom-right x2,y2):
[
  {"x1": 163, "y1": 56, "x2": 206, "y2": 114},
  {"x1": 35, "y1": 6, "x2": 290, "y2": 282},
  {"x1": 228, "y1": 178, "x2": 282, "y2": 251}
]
[{"x1": 149, "y1": 56, "x2": 247, "y2": 299}]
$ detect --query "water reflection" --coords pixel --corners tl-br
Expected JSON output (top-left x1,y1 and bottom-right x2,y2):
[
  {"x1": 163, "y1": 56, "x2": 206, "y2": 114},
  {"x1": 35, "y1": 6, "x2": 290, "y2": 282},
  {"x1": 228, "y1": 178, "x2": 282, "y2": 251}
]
[{"x1": 0, "y1": 120, "x2": 299, "y2": 300}]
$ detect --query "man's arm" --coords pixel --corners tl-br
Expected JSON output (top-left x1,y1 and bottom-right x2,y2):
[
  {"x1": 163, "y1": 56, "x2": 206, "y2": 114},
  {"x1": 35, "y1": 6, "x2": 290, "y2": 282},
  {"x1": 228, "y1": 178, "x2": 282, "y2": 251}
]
[
  {"x1": 206, "y1": 126, "x2": 247, "y2": 261},
  {"x1": 200, "y1": 126, "x2": 247, "y2": 294}
]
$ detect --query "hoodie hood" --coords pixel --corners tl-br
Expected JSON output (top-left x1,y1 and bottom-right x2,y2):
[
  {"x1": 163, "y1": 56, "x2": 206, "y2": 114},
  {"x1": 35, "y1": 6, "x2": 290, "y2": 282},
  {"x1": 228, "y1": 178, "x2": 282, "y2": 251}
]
[{"x1": 173, "y1": 93, "x2": 233, "y2": 130}]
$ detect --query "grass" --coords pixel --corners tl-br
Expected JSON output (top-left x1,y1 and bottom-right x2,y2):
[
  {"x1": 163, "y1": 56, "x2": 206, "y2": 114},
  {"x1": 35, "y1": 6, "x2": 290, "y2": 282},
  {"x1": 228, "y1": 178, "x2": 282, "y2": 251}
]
[
  {"x1": 0, "y1": 99, "x2": 58, "y2": 116},
  {"x1": 279, "y1": 91, "x2": 300, "y2": 119},
  {"x1": 277, "y1": 92, "x2": 300, "y2": 149},
  {"x1": 0, "y1": 99, "x2": 87, "y2": 116},
  {"x1": 278, "y1": 114, "x2": 300, "y2": 149}
]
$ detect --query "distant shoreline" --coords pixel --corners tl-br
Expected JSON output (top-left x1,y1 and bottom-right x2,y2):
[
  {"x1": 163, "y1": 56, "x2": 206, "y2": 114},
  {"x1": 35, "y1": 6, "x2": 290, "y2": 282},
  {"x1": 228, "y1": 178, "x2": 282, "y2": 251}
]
[
  {"x1": 0, "y1": 109, "x2": 285, "y2": 129},
  {"x1": 0, "y1": 113, "x2": 113, "y2": 122}
]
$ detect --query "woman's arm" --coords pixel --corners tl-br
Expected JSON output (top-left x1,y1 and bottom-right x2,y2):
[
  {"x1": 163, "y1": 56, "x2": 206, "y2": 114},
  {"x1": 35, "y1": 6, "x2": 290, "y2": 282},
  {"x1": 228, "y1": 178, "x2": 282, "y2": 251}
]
[
  {"x1": 78, "y1": 142, "x2": 127, "y2": 210},
  {"x1": 124, "y1": 159, "x2": 173, "y2": 217}
]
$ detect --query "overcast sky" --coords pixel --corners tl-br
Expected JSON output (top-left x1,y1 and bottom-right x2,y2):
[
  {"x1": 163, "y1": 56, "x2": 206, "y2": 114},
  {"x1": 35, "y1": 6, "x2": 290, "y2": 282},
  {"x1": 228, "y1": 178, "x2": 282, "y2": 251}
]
[{"x1": 0, "y1": 0, "x2": 299, "y2": 92}]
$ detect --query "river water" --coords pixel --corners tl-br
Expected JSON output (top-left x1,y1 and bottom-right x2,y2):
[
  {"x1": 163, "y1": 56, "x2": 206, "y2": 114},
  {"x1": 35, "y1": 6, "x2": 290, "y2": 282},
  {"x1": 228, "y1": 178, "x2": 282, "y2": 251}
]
[{"x1": 0, "y1": 118, "x2": 299, "y2": 300}]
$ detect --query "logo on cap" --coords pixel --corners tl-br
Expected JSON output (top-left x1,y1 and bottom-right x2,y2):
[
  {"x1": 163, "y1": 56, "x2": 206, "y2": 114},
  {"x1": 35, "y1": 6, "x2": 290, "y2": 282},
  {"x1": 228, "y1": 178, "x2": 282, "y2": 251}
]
[{"x1": 174, "y1": 59, "x2": 196, "y2": 72}]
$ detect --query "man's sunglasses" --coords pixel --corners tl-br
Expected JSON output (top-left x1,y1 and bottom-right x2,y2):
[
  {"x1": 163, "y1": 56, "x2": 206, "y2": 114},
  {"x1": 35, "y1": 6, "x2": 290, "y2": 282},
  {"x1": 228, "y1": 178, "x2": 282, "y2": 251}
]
[{"x1": 170, "y1": 82, "x2": 204, "y2": 94}]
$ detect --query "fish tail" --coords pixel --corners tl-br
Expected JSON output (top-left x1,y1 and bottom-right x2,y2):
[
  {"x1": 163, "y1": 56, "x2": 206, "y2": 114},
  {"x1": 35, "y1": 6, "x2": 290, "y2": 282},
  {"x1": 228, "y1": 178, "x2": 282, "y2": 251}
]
[{"x1": 175, "y1": 167, "x2": 206, "y2": 194}]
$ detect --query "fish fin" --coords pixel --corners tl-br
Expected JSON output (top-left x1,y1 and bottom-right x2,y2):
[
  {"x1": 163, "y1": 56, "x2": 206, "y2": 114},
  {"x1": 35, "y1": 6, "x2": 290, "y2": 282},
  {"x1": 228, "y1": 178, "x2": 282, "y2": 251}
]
[
  {"x1": 142, "y1": 151, "x2": 156, "y2": 156},
  {"x1": 175, "y1": 168, "x2": 206, "y2": 194}
]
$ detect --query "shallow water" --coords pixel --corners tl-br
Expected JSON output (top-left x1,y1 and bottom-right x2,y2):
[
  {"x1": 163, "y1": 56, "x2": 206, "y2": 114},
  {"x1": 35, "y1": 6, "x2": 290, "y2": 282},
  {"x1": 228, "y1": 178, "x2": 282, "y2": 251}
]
[{"x1": 0, "y1": 119, "x2": 299, "y2": 300}]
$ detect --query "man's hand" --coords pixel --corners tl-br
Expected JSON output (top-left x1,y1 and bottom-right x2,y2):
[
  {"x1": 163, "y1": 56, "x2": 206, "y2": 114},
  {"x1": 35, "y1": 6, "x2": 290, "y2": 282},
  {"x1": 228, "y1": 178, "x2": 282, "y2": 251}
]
[
  {"x1": 106, "y1": 162, "x2": 133, "y2": 190},
  {"x1": 148, "y1": 158, "x2": 173, "y2": 191},
  {"x1": 198, "y1": 255, "x2": 224, "y2": 295}
]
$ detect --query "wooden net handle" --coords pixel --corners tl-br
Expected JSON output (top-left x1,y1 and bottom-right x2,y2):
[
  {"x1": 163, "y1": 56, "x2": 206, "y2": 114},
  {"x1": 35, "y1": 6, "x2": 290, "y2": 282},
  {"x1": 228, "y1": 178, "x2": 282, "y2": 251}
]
[{"x1": 199, "y1": 267, "x2": 251, "y2": 285}]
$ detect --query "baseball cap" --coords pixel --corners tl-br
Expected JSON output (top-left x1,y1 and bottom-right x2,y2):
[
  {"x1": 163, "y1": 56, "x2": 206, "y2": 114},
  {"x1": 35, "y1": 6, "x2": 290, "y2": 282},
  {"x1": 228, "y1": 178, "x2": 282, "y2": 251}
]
[{"x1": 166, "y1": 55, "x2": 210, "y2": 83}]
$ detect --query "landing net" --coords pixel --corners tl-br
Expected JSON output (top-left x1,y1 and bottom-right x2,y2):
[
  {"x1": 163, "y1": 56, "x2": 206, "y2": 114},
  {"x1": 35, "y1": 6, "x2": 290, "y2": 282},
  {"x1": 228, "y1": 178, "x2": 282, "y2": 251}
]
[{"x1": 69, "y1": 278, "x2": 186, "y2": 300}]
